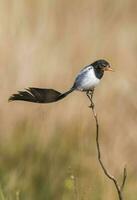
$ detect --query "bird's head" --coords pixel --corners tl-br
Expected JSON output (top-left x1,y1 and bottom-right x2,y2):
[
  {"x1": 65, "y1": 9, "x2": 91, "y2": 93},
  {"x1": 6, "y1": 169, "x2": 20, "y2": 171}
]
[
  {"x1": 92, "y1": 59, "x2": 113, "y2": 72},
  {"x1": 91, "y1": 59, "x2": 113, "y2": 79}
]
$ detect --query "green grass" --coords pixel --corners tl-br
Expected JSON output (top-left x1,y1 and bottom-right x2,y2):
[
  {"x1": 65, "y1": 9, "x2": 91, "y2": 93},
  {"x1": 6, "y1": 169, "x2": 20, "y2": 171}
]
[{"x1": 0, "y1": 119, "x2": 136, "y2": 200}]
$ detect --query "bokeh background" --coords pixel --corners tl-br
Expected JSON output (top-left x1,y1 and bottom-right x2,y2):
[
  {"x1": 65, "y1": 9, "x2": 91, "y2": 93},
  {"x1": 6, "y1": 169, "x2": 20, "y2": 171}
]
[{"x1": 0, "y1": 0, "x2": 137, "y2": 199}]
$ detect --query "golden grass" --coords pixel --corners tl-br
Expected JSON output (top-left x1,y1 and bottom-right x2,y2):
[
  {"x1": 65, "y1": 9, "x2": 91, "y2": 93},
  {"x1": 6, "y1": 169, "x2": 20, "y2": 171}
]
[{"x1": 0, "y1": 0, "x2": 137, "y2": 199}]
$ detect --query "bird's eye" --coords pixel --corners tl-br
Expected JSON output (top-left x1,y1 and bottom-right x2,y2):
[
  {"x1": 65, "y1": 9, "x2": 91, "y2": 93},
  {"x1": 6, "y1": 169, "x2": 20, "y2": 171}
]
[{"x1": 102, "y1": 64, "x2": 106, "y2": 67}]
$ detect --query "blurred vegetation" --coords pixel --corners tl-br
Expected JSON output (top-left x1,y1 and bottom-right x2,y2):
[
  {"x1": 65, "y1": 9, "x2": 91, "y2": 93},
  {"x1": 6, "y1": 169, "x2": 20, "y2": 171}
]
[{"x1": 0, "y1": 0, "x2": 137, "y2": 199}]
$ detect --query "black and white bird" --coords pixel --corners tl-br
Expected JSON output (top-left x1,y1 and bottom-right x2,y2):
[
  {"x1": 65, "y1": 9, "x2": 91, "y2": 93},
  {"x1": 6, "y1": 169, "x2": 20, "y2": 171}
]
[{"x1": 9, "y1": 59, "x2": 113, "y2": 105}]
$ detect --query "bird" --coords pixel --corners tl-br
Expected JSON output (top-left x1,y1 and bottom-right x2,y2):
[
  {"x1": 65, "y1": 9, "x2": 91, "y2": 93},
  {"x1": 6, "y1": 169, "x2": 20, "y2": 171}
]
[{"x1": 9, "y1": 59, "x2": 113, "y2": 106}]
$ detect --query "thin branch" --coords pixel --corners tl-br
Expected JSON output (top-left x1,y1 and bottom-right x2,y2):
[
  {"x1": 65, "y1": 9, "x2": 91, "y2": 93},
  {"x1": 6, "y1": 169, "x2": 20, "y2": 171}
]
[
  {"x1": 87, "y1": 90, "x2": 127, "y2": 200},
  {"x1": 120, "y1": 167, "x2": 127, "y2": 192}
]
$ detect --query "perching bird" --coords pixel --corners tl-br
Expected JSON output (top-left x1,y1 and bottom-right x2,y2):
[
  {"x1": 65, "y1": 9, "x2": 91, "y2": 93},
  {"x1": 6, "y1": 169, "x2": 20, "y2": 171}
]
[{"x1": 9, "y1": 59, "x2": 113, "y2": 105}]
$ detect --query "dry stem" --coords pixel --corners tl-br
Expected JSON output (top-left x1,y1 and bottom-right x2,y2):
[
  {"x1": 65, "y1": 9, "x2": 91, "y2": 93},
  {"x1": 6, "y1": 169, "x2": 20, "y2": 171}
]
[{"x1": 87, "y1": 90, "x2": 127, "y2": 200}]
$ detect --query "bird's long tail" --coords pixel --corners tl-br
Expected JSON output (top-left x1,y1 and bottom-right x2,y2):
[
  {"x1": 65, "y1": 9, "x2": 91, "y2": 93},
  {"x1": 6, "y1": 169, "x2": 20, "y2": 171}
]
[{"x1": 8, "y1": 87, "x2": 74, "y2": 103}]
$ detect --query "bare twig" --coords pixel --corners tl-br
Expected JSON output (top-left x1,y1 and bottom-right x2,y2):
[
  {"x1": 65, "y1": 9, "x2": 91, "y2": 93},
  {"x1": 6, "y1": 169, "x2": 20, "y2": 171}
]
[
  {"x1": 87, "y1": 90, "x2": 127, "y2": 200},
  {"x1": 120, "y1": 167, "x2": 127, "y2": 192}
]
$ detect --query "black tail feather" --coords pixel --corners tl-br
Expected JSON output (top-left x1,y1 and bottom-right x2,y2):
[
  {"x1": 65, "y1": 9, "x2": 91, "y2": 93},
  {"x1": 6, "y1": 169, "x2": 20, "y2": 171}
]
[{"x1": 8, "y1": 87, "x2": 74, "y2": 103}]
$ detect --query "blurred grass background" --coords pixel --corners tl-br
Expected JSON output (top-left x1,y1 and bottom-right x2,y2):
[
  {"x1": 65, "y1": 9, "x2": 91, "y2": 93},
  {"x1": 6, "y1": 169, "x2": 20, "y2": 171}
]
[{"x1": 0, "y1": 0, "x2": 137, "y2": 199}]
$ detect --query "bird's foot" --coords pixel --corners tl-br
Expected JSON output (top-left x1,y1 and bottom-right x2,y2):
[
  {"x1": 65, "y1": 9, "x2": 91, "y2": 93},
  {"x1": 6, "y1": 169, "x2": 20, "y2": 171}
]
[{"x1": 86, "y1": 90, "x2": 94, "y2": 108}]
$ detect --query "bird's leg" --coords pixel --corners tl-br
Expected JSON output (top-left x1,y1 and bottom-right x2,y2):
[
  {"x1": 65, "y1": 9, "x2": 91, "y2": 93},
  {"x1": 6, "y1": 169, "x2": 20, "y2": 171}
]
[{"x1": 86, "y1": 89, "x2": 94, "y2": 108}]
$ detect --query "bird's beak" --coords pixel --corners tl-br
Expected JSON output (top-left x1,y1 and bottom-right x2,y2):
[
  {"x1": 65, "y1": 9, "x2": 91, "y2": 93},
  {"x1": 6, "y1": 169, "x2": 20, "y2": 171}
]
[{"x1": 104, "y1": 65, "x2": 114, "y2": 72}]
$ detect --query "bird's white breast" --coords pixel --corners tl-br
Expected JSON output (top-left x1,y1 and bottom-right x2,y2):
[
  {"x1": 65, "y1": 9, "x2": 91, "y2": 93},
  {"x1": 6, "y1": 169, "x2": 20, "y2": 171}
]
[{"x1": 74, "y1": 66, "x2": 100, "y2": 91}]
